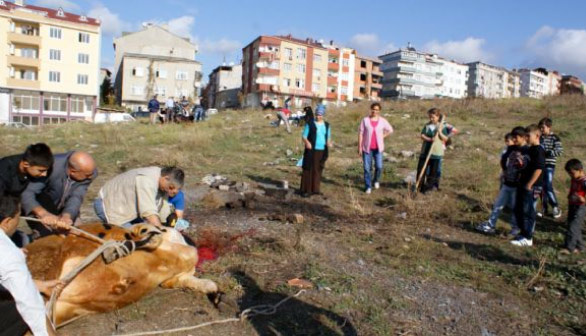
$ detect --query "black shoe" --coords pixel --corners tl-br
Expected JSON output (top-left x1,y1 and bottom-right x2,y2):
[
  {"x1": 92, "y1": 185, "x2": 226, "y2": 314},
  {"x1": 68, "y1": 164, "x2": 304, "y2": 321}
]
[{"x1": 301, "y1": 192, "x2": 310, "y2": 198}]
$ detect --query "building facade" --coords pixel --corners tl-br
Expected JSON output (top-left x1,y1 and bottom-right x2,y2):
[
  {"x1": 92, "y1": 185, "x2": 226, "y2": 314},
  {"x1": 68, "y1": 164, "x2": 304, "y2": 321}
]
[
  {"x1": 206, "y1": 64, "x2": 242, "y2": 109},
  {"x1": 518, "y1": 69, "x2": 548, "y2": 99},
  {"x1": 113, "y1": 24, "x2": 202, "y2": 111},
  {"x1": 467, "y1": 62, "x2": 521, "y2": 98},
  {"x1": 353, "y1": 55, "x2": 383, "y2": 101},
  {"x1": 379, "y1": 47, "x2": 467, "y2": 99},
  {"x1": 560, "y1": 75, "x2": 584, "y2": 95},
  {"x1": 242, "y1": 35, "x2": 330, "y2": 108},
  {"x1": 322, "y1": 42, "x2": 355, "y2": 104},
  {"x1": 0, "y1": 0, "x2": 101, "y2": 125}
]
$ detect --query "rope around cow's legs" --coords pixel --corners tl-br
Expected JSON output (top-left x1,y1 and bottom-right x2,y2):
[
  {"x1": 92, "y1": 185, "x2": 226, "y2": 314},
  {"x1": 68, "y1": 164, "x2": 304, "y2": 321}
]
[{"x1": 112, "y1": 290, "x2": 306, "y2": 336}]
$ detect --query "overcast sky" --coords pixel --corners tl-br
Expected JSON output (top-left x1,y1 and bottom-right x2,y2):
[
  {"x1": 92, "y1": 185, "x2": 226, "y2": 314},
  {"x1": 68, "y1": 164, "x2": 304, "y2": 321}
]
[{"x1": 31, "y1": 0, "x2": 586, "y2": 81}]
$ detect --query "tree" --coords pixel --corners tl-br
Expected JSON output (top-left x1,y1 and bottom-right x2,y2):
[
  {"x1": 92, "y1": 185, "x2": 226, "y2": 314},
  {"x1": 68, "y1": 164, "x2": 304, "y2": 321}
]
[{"x1": 100, "y1": 77, "x2": 113, "y2": 105}]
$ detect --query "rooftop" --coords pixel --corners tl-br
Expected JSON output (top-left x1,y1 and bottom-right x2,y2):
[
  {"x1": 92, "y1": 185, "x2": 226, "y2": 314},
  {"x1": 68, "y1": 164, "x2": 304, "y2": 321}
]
[{"x1": 0, "y1": 0, "x2": 100, "y2": 26}]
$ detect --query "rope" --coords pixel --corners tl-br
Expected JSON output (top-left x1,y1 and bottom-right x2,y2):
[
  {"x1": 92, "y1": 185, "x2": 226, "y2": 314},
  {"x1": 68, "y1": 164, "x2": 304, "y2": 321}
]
[
  {"x1": 112, "y1": 290, "x2": 306, "y2": 336},
  {"x1": 21, "y1": 216, "x2": 107, "y2": 244}
]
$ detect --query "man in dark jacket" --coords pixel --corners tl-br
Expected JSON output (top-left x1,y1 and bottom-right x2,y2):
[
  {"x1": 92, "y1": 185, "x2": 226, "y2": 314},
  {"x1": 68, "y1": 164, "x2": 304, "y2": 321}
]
[
  {"x1": 0, "y1": 143, "x2": 53, "y2": 198},
  {"x1": 148, "y1": 94, "x2": 160, "y2": 125},
  {"x1": 21, "y1": 151, "x2": 97, "y2": 238}
]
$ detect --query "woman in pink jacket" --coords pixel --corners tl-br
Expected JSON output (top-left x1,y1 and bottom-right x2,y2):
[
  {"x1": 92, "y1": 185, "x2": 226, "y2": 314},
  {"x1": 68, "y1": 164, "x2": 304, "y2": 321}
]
[{"x1": 358, "y1": 103, "x2": 393, "y2": 194}]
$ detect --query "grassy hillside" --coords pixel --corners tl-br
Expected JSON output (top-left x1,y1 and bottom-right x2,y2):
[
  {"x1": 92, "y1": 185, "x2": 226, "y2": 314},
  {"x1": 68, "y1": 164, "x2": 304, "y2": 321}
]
[{"x1": 2, "y1": 95, "x2": 585, "y2": 335}]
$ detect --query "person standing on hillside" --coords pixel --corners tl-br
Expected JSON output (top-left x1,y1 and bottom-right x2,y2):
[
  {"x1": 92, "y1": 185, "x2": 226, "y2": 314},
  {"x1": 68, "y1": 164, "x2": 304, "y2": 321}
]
[
  {"x1": 561, "y1": 159, "x2": 585, "y2": 254},
  {"x1": 148, "y1": 95, "x2": 160, "y2": 125},
  {"x1": 416, "y1": 108, "x2": 449, "y2": 193},
  {"x1": 358, "y1": 103, "x2": 393, "y2": 194},
  {"x1": 538, "y1": 117, "x2": 563, "y2": 218},
  {"x1": 300, "y1": 105, "x2": 331, "y2": 197},
  {"x1": 165, "y1": 96, "x2": 175, "y2": 123}
]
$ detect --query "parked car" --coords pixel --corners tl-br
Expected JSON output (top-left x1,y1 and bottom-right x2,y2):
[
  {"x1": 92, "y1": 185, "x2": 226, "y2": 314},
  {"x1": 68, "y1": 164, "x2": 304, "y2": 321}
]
[
  {"x1": 94, "y1": 112, "x2": 136, "y2": 123},
  {"x1": 206, "y1": 108, "x2": 218, "y2": 115}
]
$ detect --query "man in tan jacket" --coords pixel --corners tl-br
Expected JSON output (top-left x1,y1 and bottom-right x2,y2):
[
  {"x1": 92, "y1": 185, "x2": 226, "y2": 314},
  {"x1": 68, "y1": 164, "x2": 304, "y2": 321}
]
[{"x1": 93, "y1": 166, "x2": 184, "y2": 228}]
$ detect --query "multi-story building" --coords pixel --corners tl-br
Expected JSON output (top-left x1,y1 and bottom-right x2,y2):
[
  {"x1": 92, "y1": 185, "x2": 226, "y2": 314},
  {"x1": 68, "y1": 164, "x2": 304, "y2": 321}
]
[
  {"x1": 321, "y1": 41, "x2": 356, "y2": 104},
  {"x1": 467, "y1": 62, "x2": 521, "y2": 98},
  {"x1": 242, "y1": 35, "x2": 329, "y2": 108},
  {"x1": 113, "y1": 24, "x2": 202, "y2": 111},
  {"x1": 354, "y1": 55, "x2": 383, "y2": 101},
  {"x1": 518, "y1": 69, "x2": 548, "y2": 99},
  {"x1": 379, "y1": 46, "x2": 467, "y2": 99},
  {"x1": 206, "y1": 63, "x2": 242, "y2": 109},
  {"x1": 0, "y1": 0, "x2": 101, "y2": 125},
  {"x1": 560, "y1": 75, "x2": 584, "y2": 95}
]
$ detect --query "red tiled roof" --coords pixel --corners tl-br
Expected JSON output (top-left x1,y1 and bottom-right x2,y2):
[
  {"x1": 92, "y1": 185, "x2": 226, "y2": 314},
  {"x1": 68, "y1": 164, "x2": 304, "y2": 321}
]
[{"x1": 0, "y1": 1, "x2": 100, "y2": 26}]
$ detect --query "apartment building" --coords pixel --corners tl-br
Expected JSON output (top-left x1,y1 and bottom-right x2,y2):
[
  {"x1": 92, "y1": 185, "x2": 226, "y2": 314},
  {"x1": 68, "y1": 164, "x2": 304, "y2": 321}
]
[
  {"x1": 379, "y1": 46, "x2": 467, "y2": 99},
  {"x1": 560, "y1": 75, "x2": 584, "y2": 95},
  {"x1": 242, "y1": 35, "x2": 329, "y2": 108},
  {"x1": 206, "y1": 63, "x2": 242, "y2": 109},
  {"x1": 354, "y1": 55, "x2": 383, "y2": 101},
  {"x1": 467, "y1": 62, "x2": 521, "y2": 98},
  {"x1": 518, "y1": 69, "x2": 548, "y2": 99},
  {"x1": 113, "y1": 24, "x2": 202, "y2": 111},
  {"x1": 0, "y1": 0, "x2": 101, "y2": 125},
  {"x1": 322, "y1": 41, "x2": 356, "y2": 104}
]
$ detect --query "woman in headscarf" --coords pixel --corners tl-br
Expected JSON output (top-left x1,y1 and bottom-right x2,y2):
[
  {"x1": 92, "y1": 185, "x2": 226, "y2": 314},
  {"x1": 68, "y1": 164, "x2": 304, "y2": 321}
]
[{"x1": 300, "y1": 105, "x2": 331, "y2": 197}]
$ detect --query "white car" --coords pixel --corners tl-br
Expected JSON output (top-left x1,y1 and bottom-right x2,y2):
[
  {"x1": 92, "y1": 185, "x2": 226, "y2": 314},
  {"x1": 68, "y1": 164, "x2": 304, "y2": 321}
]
[
  {"x1": 94, "y1": 112, "x2": 136, "y2": 123},
  {"x1": 206, "y1": 108, "x2": 218, "y2": 115}
]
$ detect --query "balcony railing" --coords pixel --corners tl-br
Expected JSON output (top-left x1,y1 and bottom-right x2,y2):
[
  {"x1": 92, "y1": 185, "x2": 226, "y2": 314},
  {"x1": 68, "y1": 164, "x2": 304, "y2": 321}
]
[
  {"x1": 8, "y1": 32, "x2": 41, "y2": 45},
  {"x1": 7, "y1": 77, "x2": 40, "y2": 89},
  {"x1": 7, "y1": 55, "x2": 40, "y2": 68}
]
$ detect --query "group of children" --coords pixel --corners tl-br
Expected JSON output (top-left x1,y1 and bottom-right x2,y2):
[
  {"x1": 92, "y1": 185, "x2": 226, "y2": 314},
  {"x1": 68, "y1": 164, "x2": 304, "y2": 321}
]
[{"x1": 475, "y1": 118, "x2": 584, "y2": 252}]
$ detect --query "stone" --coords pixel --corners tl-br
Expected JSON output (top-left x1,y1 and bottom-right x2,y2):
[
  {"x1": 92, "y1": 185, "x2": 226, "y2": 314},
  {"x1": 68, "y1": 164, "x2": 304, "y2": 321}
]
[
  {"x1": 400, "y1": 150, "x2": 414, "y2": 158},
  {"x1": 287, "y1": 278, "x2": 313, "y2": 289},
  {"x1": 218, "y1": 185, "x2": 230, "y2": 191},
  {"x1": 396, "y1": 212, "x2": 407, "y2": 220},
  {"x1": 403, "y1": 171, "x2": 417, "y2": 185},
  {"x1": 286, "y1": 149, "x2": 293, "y2": 157},
  {"x1": 402, "y1": 114, "x2": 411, "y2": 119},
  {"x1": 287, "y1": 214, "x2": 304, "y2": 224},
  {"x1": 234, "y1": 182, "x2": 250, "y2": 192},
  {"x1": 386, "y1": 156, "x2": 401, "y2": 163}
]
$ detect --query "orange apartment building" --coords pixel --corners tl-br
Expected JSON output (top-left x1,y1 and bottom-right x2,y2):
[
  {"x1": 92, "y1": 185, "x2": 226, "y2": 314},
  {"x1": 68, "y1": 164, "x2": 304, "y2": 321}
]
[
  {"x1": 242, "y1": 35, "x2": 360, "y2": 108},
  {"x1": 354, "y1": 55, "x2": 383, "y2": 101}
]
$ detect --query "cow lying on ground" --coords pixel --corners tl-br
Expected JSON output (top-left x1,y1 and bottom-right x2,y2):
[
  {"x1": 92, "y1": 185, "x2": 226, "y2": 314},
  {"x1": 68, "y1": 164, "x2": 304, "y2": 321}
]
[{"x1": 25, "y1": 223, "x2": 219, "y2": 327}]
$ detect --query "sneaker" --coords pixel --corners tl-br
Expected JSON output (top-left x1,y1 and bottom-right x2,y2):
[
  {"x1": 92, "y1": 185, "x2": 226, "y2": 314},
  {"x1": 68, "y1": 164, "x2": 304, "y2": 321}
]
[
  {"x1": 536, "y1": 211, "x2": 543, "y2": 218},
  {"x1": 365, "y1": 188, "x2": 372, "y2": 194},
  {"x1": 511, "y1": 238, "x2": 533, "y2": 247},
  {"x1": 374, "y1": 182, "x2": 380, "y2": 190},
  {"x1": 552, "y1": 207, "x2": 562, "y2": 219},
  {"x1": 475, "y1": 222, "x2": 495, "y2": 234}
]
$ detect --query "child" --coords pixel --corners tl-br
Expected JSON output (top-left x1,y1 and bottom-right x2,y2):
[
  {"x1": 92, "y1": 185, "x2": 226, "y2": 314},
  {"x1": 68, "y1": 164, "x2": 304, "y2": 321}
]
[
  {"x1": 0, "y1": 143, "x2": 54, "y2": 198},
  {"x1": 538, "y1": 117, "x2": 563, "y2": 218},
  {"x1": 476, "y1": 131, "x2": 522, "y2": 234},
  {"x1": 512, "y1": 124, "x2": 545, "y2": 247},
  {"x1": 416, "y1": 108, "x2": 448, "y2": 193},
  {"x1": 561, "y1": 159, "x2": 585, "y2": 254}
]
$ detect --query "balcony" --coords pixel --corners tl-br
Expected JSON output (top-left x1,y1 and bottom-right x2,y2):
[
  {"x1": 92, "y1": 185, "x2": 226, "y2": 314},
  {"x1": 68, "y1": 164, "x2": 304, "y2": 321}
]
[
  {"x1": 258, "y1": 68, "x2": 280, "y2": 76},
  {"x1": 259, "y1": 51, "x2": 280, "y2": 61},
  {"x1": 371, "y1": 82, "x2": 383, "y2": 89},
  {"x1": 7, "y1": 78, "x2": 40, "y2": 89},
  {"x1": 8, "y1": 32, "x2": 41, "y2": 46},
  {"x1": 328, "y1": 62, "x2": 339, "y2": 71},
  {"x1": 327, "y1": 76, "x2": 338, "y2": 86},
  {"x1": 372, "y1": 69, "x2": 384, "y2": 77},
  {"x1": 326, "y1": 92, "x2": 337, "y2": 100},
  {"x1": 7, "y1": 55, "x2": 40, "y2": 68}
]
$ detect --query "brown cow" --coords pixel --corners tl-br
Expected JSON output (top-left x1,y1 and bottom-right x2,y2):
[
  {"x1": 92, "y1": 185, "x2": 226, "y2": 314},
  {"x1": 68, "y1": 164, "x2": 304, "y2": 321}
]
[{"x1": 26, "y1": 223, "x2": 218, "y2": 326}]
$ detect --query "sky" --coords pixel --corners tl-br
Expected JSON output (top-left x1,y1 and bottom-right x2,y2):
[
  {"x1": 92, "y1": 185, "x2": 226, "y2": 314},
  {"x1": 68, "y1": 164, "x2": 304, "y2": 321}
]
[{"x1": 31, "y1": 0, "x2": 586, "y2": 82}]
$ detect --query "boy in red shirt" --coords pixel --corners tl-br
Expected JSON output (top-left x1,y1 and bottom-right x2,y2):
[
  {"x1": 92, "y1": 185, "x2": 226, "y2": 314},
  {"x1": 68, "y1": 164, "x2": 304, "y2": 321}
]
[{"x1": 561, "y1": 159, "x2": 586, "y2": 254}]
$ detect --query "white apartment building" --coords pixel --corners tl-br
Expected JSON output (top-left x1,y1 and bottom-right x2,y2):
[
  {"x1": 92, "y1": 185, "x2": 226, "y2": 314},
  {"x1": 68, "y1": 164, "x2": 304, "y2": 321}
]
[
  {"x1": 467, "y1": 62, "x2": 521, "y2": 98},
  {"x1": 379, "y1": 47, "x2": 467, "y2": 99},
  {"x1": 113, "y1": 24, "x2": 202, "y2": 111},
  {"x1": 0, "y1": 0, "x2": 101, "y2": 125},
  {"x1": 518, "y1": 69, "x2": 548, "y2": 99},
  {"x1": 206, "y1": 63, "x2": 242, "y2": 109}
]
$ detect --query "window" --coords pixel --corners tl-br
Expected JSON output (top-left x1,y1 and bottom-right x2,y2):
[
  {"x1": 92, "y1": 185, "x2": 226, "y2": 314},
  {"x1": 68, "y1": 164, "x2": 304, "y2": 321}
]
[
  {"x1": 341, "y1": 86, "x2": 348, "y2": 95},
  {"x1": 283, "y1": 63, "x2": 292, "y2": 73},
  {"x1": 132, "y1": 67, "x2": 144, "y2": 77},
  {"x1": 78, "y1": 53, "x2": 89, "y2": 64},
  {"x1": 49, "y1": 49, "x2": 61, "y2": 60},
  {"x1": 312, "y1": 83, "x2": 320, "y2": 92},
  {"x1": 70, "y1": 97, "x2": 92, "y2": 113},
  {"x1": 313, "y1": 69, "x2": 321, "y2": 81},
  {"x1": 156, "y1": 69, "x2": 167, "y2": 78},
  {"x1": 155, "y1": 86, "x2": 166, "y2": 96},
  {"x1": 43, "y1": 95, "x2": 67, "y2": 112},
  {"x1": 21, "y1": 48, "x2": 37, "y2": 58},
  {"x1": 360, "y1": 60, "x2": 367, "y2": 68},
  {"x1": 296, "y1": 64, "x2": 306, "y2": 73},
  {"x1": 77, "y1": 74, "x2": 88, "y2": 85},
  {"x1": 20, "y1": 70, "x2": 36, "y2": 80},
  {"x1": 12, "y1": 92, "x2": 40, "y2": 111},
  {"x1": 296, "y1": 48, "x2": 306, "y2": 60},
  {"x1": 340, "y1": 73, "x2": 349, "y2": 81},
  {"x1": 57, "y1": 8, "x2": 65, "y2": 17},
  {"x1": 78, "y1": 32, "x2": 90, "y2": 43},
  {"x1": 131, "y1": 86, "x2": 144, "y2": 96},
  {"x1": 49, "y1": 71, "x2": 60, "y2": 82},
  {"x1": 282, "y1": 78, "x2": 291, "y2": 87},
  {"x1": 342, "y1": 59, "x2": 349, "y2": 67},
  {"x1": 295, "y1": 78, "x2": 305, "y2": 89},
  {"x1": 50, "y1": 27, "x2": 62, "y2": 39},
  {"x1": 176, "y1": 71, "x2": 188, "y2": 80},
  {"x1": 284, "y1": 48, "x2": 293, "y2": 60},
  {"x1": 313, "y1": 54, "x2": 322, "y2": 63}
]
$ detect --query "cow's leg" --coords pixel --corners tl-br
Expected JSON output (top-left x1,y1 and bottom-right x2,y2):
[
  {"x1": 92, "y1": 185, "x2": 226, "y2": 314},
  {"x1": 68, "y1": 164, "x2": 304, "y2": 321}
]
[{"x1": 160, "y1": 273, "x2": 218, "y2": 294}]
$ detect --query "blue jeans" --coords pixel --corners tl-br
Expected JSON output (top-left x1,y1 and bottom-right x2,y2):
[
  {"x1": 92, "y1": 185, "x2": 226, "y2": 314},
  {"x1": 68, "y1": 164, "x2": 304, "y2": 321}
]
[
  {"x1": 515, "y1": 188, "x2": 538, "y2": 240},
  {"x1": 487, "y1": 185, "x2": 517, "y2": 228},
  {"x1": 541, "y1": 166, "x2": 559, "y2": 212},
  {"x1": 363, "y1": 149, "x2": 383, "y2": 190}
]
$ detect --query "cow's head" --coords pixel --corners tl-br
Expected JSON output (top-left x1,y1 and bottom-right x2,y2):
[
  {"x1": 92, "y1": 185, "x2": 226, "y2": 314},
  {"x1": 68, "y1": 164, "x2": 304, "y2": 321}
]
[{"x1": 129, "y1": 224, "x2": 164, "y2": 251}]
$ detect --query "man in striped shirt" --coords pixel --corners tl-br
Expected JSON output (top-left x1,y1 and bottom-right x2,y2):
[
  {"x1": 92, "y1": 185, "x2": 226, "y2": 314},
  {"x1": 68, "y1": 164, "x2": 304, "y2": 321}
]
[{"x1": 538, "y1": 117, "x2": 564, "y2": 218}]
